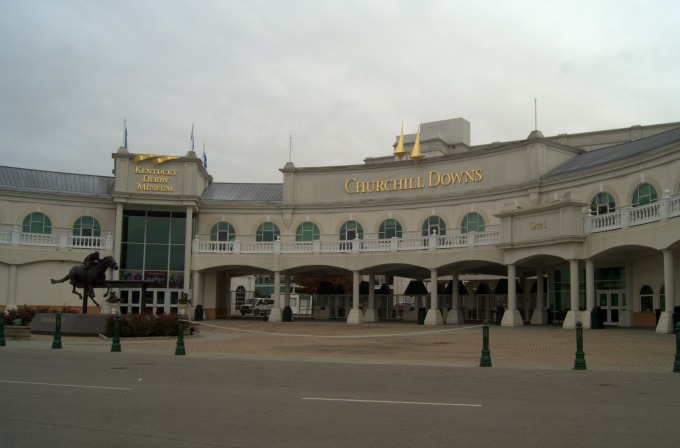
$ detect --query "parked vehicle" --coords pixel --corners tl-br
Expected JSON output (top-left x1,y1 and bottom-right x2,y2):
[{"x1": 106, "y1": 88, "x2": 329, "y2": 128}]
[{"x1": 240, "y1": 298, "x2": 275, "y2": 316}]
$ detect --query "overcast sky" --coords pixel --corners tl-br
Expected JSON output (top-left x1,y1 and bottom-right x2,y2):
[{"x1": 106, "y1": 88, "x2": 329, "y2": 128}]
[{"x1": 1, "y1": 1, "x2": 678, "y2": 183}]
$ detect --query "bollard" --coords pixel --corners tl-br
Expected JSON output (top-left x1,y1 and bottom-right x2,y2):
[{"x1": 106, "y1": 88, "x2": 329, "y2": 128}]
[
  {"x1": 111, "y1": 315, "x2": 121, "y2": 353},
  {"x1": 674, "y1": 323, "x2": 680, "y2": 373},
  {"x1": 479, "y1": 320, "x2": 492, "y2": 367},
  {"x1": 0, "y1": 312, "x2": 6, "y2": 347},
  {"x1": 175, "y1": 315, "x2": 186, "y2": 356},
  {"x1": 52, "y1": 313, "x2": 63, "y2": 349},
  {"x1": 574, "y1": 321, "x2": 587, "y2": 370}
]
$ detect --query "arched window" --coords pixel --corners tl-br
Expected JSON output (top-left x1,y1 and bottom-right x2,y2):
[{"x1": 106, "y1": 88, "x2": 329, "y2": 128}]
[
  {"x1": 340, "y1": 221, "x2": 364, "y2": 240},
  {"x1": 296, "y1": 222, "x2": 320, "y2": 241},
  {"x1": 461, "y1": 212, "x2": 485, "y2": 233},
  {"x1": 210, "y1": 222, "x2": 235, "y2": 241},
  {"x1": 632, "y1": 183, "x2": 658, "y2": 207},
  {"x1": 235, "y1": 285, "x2": 246, "y2": 308},
  {"x1": 73, "y1": 216, "x2": 101, "y2": 238},
  {"x1": 22, "y1": 212, "x2": 52, "y2": 234},
  {"x1": 590, "y1": 192, "x2": 616, "y2": 215},
  {"x1": 379, "y1": 219, "x2": 402, "y2": 239},
  {"x1": 640, "y1": 285, "x2": 653, "y2": 312},
  {"x1": 422, "y1": 216, "x2": 446, "y2": 236},
  {"x1": 256, "y1": 222, "x2": 280, "y2": 242}
]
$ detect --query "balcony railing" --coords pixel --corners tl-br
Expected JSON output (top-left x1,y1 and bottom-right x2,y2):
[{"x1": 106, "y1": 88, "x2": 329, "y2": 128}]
[
  {"x1": 584, "y1": 194, "x2": 680, "y2": 233},
  {"x1": 0, "y1": 227, "x2": 113, "y2": 250},
  {"x1": 193, "y1": 229, "x2": 502, "y2": 255}
]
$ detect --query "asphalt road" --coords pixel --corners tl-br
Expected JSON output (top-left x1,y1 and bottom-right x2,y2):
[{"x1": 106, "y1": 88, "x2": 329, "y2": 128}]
[{"x1": 1, "y1": 346, "x2": 679, "y2": 448}]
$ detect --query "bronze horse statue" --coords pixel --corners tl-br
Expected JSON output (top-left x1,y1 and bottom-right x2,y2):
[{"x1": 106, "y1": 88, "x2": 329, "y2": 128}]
[{"x1": 51, "y1": 256, "x2": 119, "y2": 311}]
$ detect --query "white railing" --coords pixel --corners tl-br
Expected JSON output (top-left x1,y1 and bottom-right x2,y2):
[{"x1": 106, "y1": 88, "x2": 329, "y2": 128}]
[
  {"x1": 0, "y1": 228, "x2": 113, "y2": 250},
  {"x1": 585, "y1": 193, "x2": 680, "y2": 233}
]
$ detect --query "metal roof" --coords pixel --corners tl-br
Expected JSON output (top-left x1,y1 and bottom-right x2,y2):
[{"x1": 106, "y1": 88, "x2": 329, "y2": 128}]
[
  {"x1": 0, "y1": 166, "x2": 114, "y2": 197},
  {"x1": 202, "y1": 182, "x2": 283, "y2": 202},
  {"x1": 542, "y1": 126, "x2": 680, "y2": 179}
]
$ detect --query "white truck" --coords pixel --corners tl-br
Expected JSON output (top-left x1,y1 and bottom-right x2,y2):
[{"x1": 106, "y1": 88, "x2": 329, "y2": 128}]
[{"x1": 239, "y1": 298, "x2": 275, "y2": 316}]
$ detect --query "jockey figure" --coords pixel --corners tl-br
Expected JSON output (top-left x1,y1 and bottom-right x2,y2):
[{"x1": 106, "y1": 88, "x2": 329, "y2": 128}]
[{"x1": 84, "y1": 251, "x2": 100, "y2": 268}]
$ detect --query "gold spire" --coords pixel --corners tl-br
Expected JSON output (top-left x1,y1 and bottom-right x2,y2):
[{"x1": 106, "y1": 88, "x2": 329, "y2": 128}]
[
  {"x1": 410, "y1": 125, "x2": 424, "y2": 163},
  {"x1": 393, "y1": 121, "x2": 407, "y2": 160}
]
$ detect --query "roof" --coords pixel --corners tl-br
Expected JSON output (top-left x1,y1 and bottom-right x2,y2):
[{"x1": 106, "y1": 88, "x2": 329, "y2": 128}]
[
  {"x1": 201, "y1": 182, "x2": 283, "y2": 202},
  {"x1": 542, "y1": 126, "x2": 680, "y2": 179},
  {"x1": 0, "y1": 166, "x2": 114, "y2": 197}
]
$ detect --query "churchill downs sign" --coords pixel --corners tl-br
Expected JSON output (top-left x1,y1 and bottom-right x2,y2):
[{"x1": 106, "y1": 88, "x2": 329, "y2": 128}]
[{"x1": 344, "y1": 169, "x2": 483, "y2": 194}]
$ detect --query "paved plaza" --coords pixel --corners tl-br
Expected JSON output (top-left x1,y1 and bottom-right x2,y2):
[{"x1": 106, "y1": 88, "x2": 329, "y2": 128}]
[{"x1": 7, "y1": 319, "x2": 678, "y2": 372}]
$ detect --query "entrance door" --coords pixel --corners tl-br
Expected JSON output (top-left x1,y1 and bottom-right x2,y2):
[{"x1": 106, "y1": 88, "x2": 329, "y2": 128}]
[{"x1": 598, "y1": 291, "x2": 624, "y2": 326}]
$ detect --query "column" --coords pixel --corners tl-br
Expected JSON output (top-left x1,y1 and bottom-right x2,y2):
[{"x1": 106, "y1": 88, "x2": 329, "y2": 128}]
[
  {"x1": 447, "y1": 271, "x2": 464, "y2": 324},
  {"x1": 6, "y1": 264, "x2": 17, "y2": 311},
  {"x1": 347, "y1": 271, "x2": 364, "y2": 324},
  {"x1": 563, "y1": 260, "x2": 580, "y2": 329},
  {"x1": 184, "y1": 205, "x2": 193, "y2": 299},
  {"x1": 425, "y1": 269, "x2": 443, "y2": 325},
  {"x1": 531, "y1": 267, "x2": 547, "y2": 324},
  {"x1": 223, "y1": 274, "x2": 232, "y2": 318},
  {"x1": 113, "y1": 203, "x2": 124, "y2": 280},
  {"x1": 501, "y1": 264, "x2": 523, "y2": 326},
  {"x1": 364, "y1": 274, "x2": 379, "y2": 322},
  {"x1": 656, "y1": 250, "x2": 675, "y2": 333},
  {"x1": 581, "y1": 260, "x2": 595, "y2": 329},
  {"x1": 269, "y1": 271, "x2": 283, "y2": 322}
]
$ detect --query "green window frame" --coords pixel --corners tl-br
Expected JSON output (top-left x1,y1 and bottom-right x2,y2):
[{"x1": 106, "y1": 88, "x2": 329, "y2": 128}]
[
  {"x1": 73, "y1": 216, "x2": 101, "y2": 237},
  {"x1": 295, "y1": 222, "x2": 320, "y2": 241},
  {"x1": 256, "y1": 222, "x2": 280, "y2": 242},
  {"x1": 379, "y1": 219, "x2": 402, "y2": 239},
  {"x1": 461, "y1": 212, "x2": 485, "y2": 233},
  {"x1": 591, "y1": 192, "x2": 616, "y2": 215},
  {"x1": 340, "y1": 220, "x2": 364, "y2": 241},
  {"x1": 632, "y1": 183, "x2": 658, "y2": 207},
  {"x1": 210, "y1": 222, "x2": 236, "y2": 241},
  {"x1": 422, "y1": 216, "x2": 446, "y2": 236},
  {"x1": 22, "y1": 212, "x2": 52, "y2": 234}
]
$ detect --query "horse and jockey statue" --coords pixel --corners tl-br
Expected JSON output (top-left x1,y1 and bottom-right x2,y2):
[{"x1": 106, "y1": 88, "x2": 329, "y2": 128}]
[{"x1": 51, "y1": 251, "x2": 119, "y2": 313}]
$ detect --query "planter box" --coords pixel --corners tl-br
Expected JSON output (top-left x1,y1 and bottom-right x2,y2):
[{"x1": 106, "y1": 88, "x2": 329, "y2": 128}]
[{"x1": 4, "y1": 325, "x2": 31, "y2": 340}]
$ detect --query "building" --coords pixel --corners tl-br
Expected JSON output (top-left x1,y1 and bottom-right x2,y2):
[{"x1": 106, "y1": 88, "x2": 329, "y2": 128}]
[{"x1": 1, "y1": 118, "x2": 679, "y2": 332}]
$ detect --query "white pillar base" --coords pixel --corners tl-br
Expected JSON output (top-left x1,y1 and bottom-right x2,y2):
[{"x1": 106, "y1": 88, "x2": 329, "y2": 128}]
[
  {"x1": 446, "y1": 308, "x2": 465, "y2": 324},
  {"x1": 530, "y1": 309, "x2": 547, "y2": 325},
  {"x1": 363, "y1": 308, "x2": 379, "y2": 323},
  {"x1": 347, "y1": 308, "x2": 364, "y2": 325},
  {"x1": 656, "y1": 311, "x2": 674, "y2": 334},
  {"x1": 268, "y1": 308, "x2": 283, "y2": 323},
  {"x1": 562, "y1": 310, "x2": 588, "y2": 329},
  {"x1": 424, "y1": 309, "x2": 444, "y2": 326},
  {"x1": 501, "y1": 309, "x2": 524, "y2": 327}
]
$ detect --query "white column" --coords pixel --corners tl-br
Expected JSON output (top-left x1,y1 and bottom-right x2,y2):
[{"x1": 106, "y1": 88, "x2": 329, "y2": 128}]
[
  {"x1": 531, "y1": 267, "x2": 547, "y2": 324},
  {"x1": 6, "y1": 264, "x2": 17, "y2": 311},
  {"x1": 501, "y1": 264, "x2": 523, "y2": 326},
  {"x1": 184, "y1": 205, "x2": 193, "y2": 297},
  {"x1": 447, "y1": 271, "x2": 464, "y2": 324},
  {"x1": 656, "y1": 250, "x2": 675, "y2": 333},
  {"x1": 113, "y1": 203, "x2": 123, "y2": 280},
  {"x1": 224, "y1": 274, "x2": 232, "y2": 318},
  {"x1": 425, "y1": 269, "x2": 443, "y2": 325},
  {"x1": 347, "y1": 271, "x2": 364, "y2": 324},
  {"x1": 269, "y1": 271, "x2": 283, "y2": 322},
  {"x1": 563, "y1": 260, "x2": 580, "y2": 329},
  {"x1": 364, "y1": 274, "x2": 379, "y2": 322}
]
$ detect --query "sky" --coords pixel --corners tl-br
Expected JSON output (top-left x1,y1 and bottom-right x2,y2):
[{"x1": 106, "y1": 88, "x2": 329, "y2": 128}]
[{"x1": 1, "y1": 0, "x2": 679, "y2": 183}]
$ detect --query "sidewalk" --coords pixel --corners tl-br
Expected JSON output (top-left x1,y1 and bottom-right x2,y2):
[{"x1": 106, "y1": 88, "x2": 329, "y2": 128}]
[{"x1": 4, "y1": 319, "x2": 678, "y2": 372}]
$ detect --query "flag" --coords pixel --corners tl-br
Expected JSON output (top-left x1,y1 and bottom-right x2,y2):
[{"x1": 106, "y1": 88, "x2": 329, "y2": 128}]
[
  {"x1": 191, "y1": 124, "x2": 195, "y2": 151},
  {"x1": 202, "y1": 148, "x2": 207, "y2": 168},
  {"x1": 123, "y1": 119, "x2": 128, "y2": 148}
]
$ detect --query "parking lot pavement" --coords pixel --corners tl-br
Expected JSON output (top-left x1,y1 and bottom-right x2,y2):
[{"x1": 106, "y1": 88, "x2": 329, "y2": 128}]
[{"x1": 6, "y1": 318, "x2": 677, "y2": 372}]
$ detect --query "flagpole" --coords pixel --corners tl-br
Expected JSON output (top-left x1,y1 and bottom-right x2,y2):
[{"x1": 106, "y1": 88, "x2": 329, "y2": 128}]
[{"x1": 123, "y1": 118, "x2": 128, "y2": 148}]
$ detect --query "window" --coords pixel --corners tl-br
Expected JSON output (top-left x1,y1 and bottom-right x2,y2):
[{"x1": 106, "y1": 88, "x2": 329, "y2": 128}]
[
  {"x1": 295, "y1": 222, "x2": 320, "y2": 241},
  {"x1": 422, "y1": 216, "x2": 446, "y2": 236},
  {"x1": 379, "y1": 219, "x2": 402, "y2": 239},
  {"x1": 461, "y1": 212, "x2": 485, "y2": 233},
  {"x1": 590, "y1": 192, "x2": 616, "y2": 215},
  {"x1": 632, "y1": 183, "x2": 658, "y2": 207},
  {"x1": 210, "y1": 222, "x2": 235, "y2": 241},
  {"x1": 640, "y1": 285, "x2": 653, "y2": 312},
  {"x1": 340, "y1": 220, "x2": 363, "y2": 240},
  {"x1": 256, "y1": 222, "x2": 280, "y2": 242},
  {"x1": 72, "y1": 216, "x2": 102, "y2": 246},
  {"x1": 22, "y1": 212, "x2": 52, "y2": 234}
]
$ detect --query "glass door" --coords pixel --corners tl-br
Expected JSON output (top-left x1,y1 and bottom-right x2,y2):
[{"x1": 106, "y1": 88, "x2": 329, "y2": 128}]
[{"x1": 598, "y1": 291, "x2": 624, "y2": 326}]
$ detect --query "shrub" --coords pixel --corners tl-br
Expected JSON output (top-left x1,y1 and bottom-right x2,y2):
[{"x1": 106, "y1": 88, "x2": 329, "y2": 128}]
[
  {"x1": 3, "y1": 304, "x2": 52, "y2": 326},
  {"x1": 104, "y1": 313, "x2": 182, "y2": 337}
]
